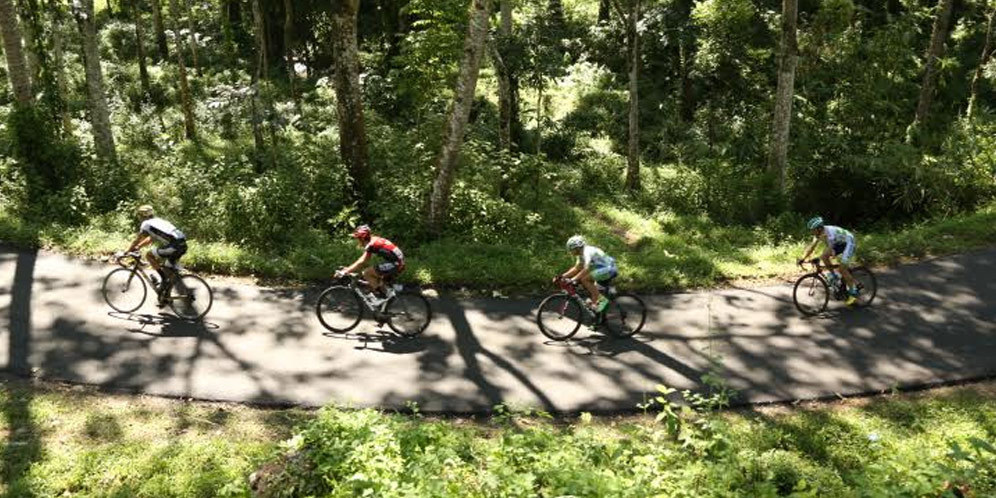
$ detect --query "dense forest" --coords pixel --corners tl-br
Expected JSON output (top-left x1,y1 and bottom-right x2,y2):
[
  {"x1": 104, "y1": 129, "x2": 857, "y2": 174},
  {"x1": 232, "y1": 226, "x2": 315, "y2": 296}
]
[{"x1": 1, "y1": 0, "x2": 994, "y2": 279}]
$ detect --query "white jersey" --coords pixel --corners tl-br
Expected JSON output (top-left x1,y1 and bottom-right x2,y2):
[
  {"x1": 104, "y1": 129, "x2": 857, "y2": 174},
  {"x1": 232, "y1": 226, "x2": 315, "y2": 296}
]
[
  {"x1": 139, "y1": 217, "x2": 185, "y2": 245},
  {"x1": 823, "y1": 225, "x2": 853, "y2": 247},
  {"x1": 580, "y1": 245, "x2": 614, "y2": 270}
]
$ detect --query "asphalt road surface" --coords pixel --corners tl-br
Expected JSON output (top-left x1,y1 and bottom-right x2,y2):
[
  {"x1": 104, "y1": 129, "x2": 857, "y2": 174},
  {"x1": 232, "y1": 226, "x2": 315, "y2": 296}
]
[{"x1": 2, "y1": 246, "x2": 994, "y2": 412}]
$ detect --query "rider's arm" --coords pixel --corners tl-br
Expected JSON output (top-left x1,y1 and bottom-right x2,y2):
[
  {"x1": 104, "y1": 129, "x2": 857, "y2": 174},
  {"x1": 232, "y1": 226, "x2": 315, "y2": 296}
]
[
  {"x1": 341, "y1": 251, "x2": 372, "y2": 275},
  {"x1": 799, "y1": 236, "x2": 821, "y2": 261},
  {"x1": 560, "y1": 261, "x2": 583, "y2": 280},
  {"x1": 127, "y1": 234, "x2": 151, "y2": 253},
  {"x1": 573, "y1": 266, "x2": 591, "y2": 281}
]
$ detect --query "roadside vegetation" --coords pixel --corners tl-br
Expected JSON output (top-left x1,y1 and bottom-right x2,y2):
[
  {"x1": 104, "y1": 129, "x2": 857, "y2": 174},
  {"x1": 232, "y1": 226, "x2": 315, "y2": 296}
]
[{"x1": 2, "y1": 378, "x2": 995, "y2": 496}]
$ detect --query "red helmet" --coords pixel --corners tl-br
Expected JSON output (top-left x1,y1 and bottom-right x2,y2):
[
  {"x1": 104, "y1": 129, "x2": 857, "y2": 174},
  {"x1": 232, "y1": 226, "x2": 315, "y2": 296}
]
[{"x1": 352, "y1": 225, "x2": 371, "y2": 240}]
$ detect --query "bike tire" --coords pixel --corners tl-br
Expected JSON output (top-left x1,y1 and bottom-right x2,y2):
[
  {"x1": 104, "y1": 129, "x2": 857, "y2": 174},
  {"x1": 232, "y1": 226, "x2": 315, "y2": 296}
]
[
  {"x1": 102, "y1": 268, "x2": 147, "y2": 313},
  {"x1": 536, "y1": 294, "x2": 583, "y2": 341},
  {"x1": 385, "y1": 292, "x2": 432, "y2": 337},
  {"x1": 168, "y1": 274, "x2": 214, "y2": 321},
  {"x1": 604, "y1": 293, "x2": 647, "y2": 338},
  {"x1": 850, "y1": 267, "x2": 878, "y2": 307},
  {"x1": 793, "y1": 273, "x2": 829, "y2": 316},
  {"x1": 316, "y1": 286, "x2": 364, "y2": 332}
]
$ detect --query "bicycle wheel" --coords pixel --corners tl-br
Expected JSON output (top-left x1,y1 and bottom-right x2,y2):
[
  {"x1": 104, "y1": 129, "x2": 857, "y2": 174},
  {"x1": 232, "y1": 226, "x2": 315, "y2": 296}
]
[
  {"x1": 849, "y1": 267, "x2": 878, "y2": 307},
  {"x1": 604, "y1": 293, "x2": 647, "y2": 338},
  {"x1": 536, "y1": 294, "x2": 584, "y2": 341},
  {"x1": 102, "y1": 268, "x2": 148, "y2": 313},
  {"x1": 168, "y1": 274, "x2": 213, "y2": 321},
  {"x1": 316, "y1": 286, "x2": 364, "y2": 332},
  {"x1": 793, "y1": 274, "x2": 829, "y2": 316},
  {"x1": 385, "y1": 292, "x2": 432, "y2": 337}
]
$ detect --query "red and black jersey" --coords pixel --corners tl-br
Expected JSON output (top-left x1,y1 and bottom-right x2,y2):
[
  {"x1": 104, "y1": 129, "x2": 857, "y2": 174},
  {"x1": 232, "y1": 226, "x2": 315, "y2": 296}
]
[{"x1": 365, "y1": 237, "x2": 405, "y2": 267}]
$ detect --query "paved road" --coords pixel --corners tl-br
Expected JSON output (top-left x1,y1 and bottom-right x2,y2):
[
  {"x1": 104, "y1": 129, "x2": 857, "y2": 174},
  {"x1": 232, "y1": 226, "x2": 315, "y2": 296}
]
[{"x1": 2, "y1": 246, "x2": 994, "y2": 412}]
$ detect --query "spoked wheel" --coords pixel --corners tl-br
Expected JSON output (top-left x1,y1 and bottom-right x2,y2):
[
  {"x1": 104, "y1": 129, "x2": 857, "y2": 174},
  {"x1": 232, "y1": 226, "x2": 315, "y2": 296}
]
[
  {"x1": 849, "y1": 267, "x2": 878, "y2": 307},
  {"x1": 168, "y1": 274, "x2": 214, "y2": 321},
  {"x1": 316, "y1": 286, "x2": 364, "y2": 332},
  {"x1": 603, "y1": 293, "x2": 647, "y2": 338},
  {"x1": 536, "y1": 294, "x2": 584, "y2": 341},
  {"x1": 793, "y1": 274, "x2": 829, "y2": 316},
  {"x1": 385, "y1": 292, "x2": 432, "y2": 337},
  {"x1": 102, "y1": 268, "x2": 148, "y2": 313}
]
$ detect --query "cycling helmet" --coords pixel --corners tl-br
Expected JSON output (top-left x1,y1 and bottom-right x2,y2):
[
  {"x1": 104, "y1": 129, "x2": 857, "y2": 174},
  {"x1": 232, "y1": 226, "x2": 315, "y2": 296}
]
[
  {"x1": 566, "y1": 235, "x2": 586, "y2": 251},
  {"x1": 352, "y1": 225, "x2": 372, "y2": 240},
  {"x1": 807, "y1": 216, "x2": 824, "y2": 230},
  {"x1": 137, "y1": 205, "x2": 155, "y2": 218}
]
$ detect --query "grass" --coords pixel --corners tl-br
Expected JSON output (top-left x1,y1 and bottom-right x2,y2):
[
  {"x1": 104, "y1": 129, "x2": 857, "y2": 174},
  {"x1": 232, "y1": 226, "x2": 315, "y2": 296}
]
[
  {"x1": 3, "y1": 378, "x2": 994, "y2": 497},
  {"x1": 2, "y1": 202, "x2": 996, "y2": 293}
]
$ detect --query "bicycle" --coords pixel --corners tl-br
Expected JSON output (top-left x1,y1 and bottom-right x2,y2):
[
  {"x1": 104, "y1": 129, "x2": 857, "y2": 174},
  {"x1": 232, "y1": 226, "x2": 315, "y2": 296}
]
[
  {"x1": 536, "y1": 276, "x2": 647, "y2": 341},
  {"x1": 792, "y1": 258, "x2": 877, "y2": 316},
  {"x1": 315, "y1": 272, "x2": 432, "y2": 337},
  {"x1": 101, "y1": 252, "x2": 214, "y2": 321}
]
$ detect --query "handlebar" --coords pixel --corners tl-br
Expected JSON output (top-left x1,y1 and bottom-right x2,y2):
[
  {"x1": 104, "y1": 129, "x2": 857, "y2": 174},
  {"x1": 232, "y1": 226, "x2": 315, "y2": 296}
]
[{"x1": 114, "y1": 251, "x2": 145, "y2": 267}]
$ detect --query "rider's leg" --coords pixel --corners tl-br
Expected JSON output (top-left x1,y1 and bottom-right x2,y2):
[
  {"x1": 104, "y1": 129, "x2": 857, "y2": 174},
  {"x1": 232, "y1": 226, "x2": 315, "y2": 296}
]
[
  {"x1": 839, "y1": 238, "x2": 857, "y2": 288},
  {"x1": 363, "y1": 266, "x2": 383, "y2": 294},
  {"x1": 819, "y1": 247, "x2": 834, "y2": 270},
  {"x1": 578, "y1": 272, "x2": 602, "y2": 306}
]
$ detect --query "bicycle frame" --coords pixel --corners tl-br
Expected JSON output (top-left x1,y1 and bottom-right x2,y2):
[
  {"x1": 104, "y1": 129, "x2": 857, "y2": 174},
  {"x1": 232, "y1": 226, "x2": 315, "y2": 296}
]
[
  {"x1": 553, "y1": 278, "x2": 601, "y2": 323},
  {"x1": 337, "y1": 274, "x2": 397, "y2": 314}
]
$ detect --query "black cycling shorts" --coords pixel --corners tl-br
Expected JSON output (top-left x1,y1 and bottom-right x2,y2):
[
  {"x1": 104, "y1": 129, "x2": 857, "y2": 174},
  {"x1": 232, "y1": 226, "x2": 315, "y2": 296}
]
[
  {"x1": 375, "y1": 262, "x2": 402, "y2": 277},
  {"x1": 152, "y1": 239, "x2": 188, "y2": 266}
]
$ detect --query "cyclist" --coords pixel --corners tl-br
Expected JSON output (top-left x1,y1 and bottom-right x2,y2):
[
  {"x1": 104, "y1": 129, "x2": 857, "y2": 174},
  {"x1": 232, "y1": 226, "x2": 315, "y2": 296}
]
[
  {"x1": 798, "y1": 216, "x2": 860, "y2": 305},
  {"x1": 556, "y1": 235, "x2": 617, "y2": 312},
  {"x1": 123, "y1": 205, "x2": 188, "y2": 305},
  {"x1": 336, "y1": 225, "x2": 405, "y2": 300}
]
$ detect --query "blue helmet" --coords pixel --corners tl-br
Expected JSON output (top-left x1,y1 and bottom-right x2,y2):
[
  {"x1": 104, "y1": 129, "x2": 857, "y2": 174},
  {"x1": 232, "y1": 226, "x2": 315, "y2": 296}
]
[{"x1": 807, "y1": 216, "x2": 824, "y2": 230}]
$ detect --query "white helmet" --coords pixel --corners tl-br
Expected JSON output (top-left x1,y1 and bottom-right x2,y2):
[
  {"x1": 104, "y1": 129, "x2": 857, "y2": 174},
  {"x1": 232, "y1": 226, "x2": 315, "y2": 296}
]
[{"x1": 566, "y1": 235, "x2": 586, "y2": 251}]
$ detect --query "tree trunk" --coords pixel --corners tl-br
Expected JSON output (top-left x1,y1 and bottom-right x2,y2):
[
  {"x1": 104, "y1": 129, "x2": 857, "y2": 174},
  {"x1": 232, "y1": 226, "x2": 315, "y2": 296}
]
[
  {"x1": 913, "y1": 0, "x2": 955, "y2": 129},
  {"x1": 250, "y1": 0, "x2": 266, "y2": 170},
  {"x1": 331, "y1": 0, "x2": 373, "y2": 212},
  {"x1": 184, "y1": 0, "x2": 200, "y2": 75},
  {"x1": 169, "y1": 0, "x2": 197, "y2": 141},
  {"x1": 968, "y1": 5, "x2": 995, "y2": 119},
  {"x1": 428, "y1": 0, "x2": 493, "y2": 232},
  {"x1": 150, "y1": 0, "x2": 168, "y2": 59},
  {"x1": 48, "y1": 0, "x2": 72, "y2": 133},
  {"x1": 624, "y1": 0, "x2": 641, "y2": 192},
  {"x1": 252, "y1": 0, "x2": 268, "y2": 78},
  {"x1": 134, "y1": 0, "x2": 151, "y2": 98},
  {"x1": 598, "y1": 0, "x2": 610, "y2": 23},
  {"x1": 0, "y1": 0, "x2": 33, "y2": 104},
  {"x1": 74, "y1": 0, "x2": 117, "y2": 163},
  {"x1": 283, "y1": 0, "x2": 295, "y2": 100},
  {"x1": 495, "y1": 0, "x2": 514, "y2": 154},
  {"x1": 768, "y1": 0, "x2": 798, "y2": 196},
  {"x1": 16, "y1": 0, "x2": 40, "y2": 87}
]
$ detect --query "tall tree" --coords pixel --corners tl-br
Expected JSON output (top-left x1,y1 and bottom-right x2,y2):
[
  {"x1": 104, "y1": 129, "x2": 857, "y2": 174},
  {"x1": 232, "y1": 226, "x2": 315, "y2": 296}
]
[
  {"x1": 598, "y1": 0, "x2": 610, "y2": 23},
  {"x1": 283, "y1": 0, "x2": 295, "y2": 99},
  {"x1": 16, "y1": 0, "x2": 40, "y2": 86},
  {"x1": 249, "y1": 0, "x2": 266, "y2": 169},
  {"x1": 169, "y1": 0, "x2": 197, "y2": 140},
  {"x1": 134, "y1": 0, "x2": 151, "y2": 98},
  {"x1": 0, "y1": 0, "x2": 34, "y2": 104},
  {"x1": 968, "y1": 2, "x2": 995, "y2": 119},
  {"x1": 611, "y1": 0, "x2": 642, "y2": 192},
  {"x1": 73, "y1": 0, "x2": 117, "y2": 163},
  {"x1": 251, "y1": 0, "x2": 268, "y2": 77},
  {"x1": 912, "y1": 0, "x2": 955, "y2": 132},
  {"x1": 150, "y1": 0, "x2": 168, "y2": 59},
  {"x1": 331, "y1": 0, "x2": 373, "y2": 212},
  {"x1": 768, "y1": 0, "x2": 798, "y2": 196},
  {"x1": 492, "y1": 0, "x2": 516, "y2": 153},
  {"x1": 184, "y1": 0, "x2": 200, "y2": 74},
  {"x1": 49, "y1": 0, "x2": 72, "y2": 133},
  {"x1": 428, "y1": 0, "x2": 493, "y2": 232}
]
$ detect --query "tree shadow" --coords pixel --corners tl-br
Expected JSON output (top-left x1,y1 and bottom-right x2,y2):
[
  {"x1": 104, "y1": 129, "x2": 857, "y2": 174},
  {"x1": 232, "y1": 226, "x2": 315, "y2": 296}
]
[{"x1": 2, "y1": 250, "x2": 41, "y2": 496}]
